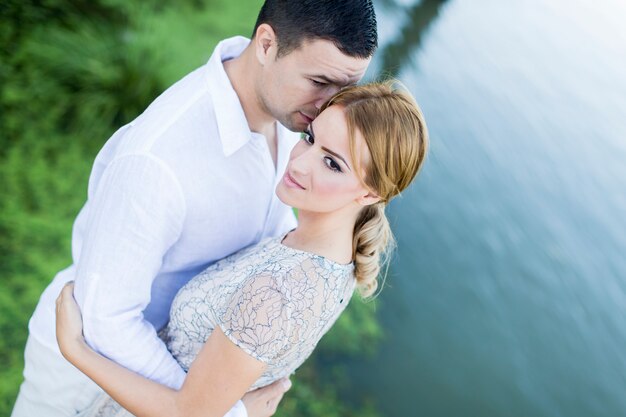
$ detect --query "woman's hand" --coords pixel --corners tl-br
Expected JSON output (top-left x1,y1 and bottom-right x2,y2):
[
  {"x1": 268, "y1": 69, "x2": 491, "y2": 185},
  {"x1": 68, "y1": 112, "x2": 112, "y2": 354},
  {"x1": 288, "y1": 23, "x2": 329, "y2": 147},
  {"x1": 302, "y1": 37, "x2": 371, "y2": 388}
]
[{"x1": 55, "y1": 281, "x2": 89, "y2": 362}]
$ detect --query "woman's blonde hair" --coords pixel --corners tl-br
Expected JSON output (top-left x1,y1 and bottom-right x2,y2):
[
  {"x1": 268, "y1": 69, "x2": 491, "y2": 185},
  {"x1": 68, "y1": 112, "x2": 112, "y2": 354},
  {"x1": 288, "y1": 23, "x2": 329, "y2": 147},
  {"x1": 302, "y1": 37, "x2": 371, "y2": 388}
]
[{"x1": 320, "y1": 81, "x2": 429, "y2": 298}]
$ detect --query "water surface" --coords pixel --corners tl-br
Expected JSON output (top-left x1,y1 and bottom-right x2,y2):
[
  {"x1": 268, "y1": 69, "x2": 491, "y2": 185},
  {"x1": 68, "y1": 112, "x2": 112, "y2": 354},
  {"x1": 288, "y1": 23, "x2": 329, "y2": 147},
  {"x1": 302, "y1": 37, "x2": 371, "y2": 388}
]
[{"x1": 348, "y1": 1, "x2": 626, "y2": 415}]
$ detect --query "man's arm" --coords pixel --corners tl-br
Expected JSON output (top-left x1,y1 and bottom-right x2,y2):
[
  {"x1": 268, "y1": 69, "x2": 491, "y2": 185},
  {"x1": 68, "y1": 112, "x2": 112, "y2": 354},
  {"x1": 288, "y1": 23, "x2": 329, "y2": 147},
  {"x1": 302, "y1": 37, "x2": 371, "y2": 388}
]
[
  {"x1": 70, "y1": 152, "x2": 289, "y2": 417},
  {"x1": 72, "y1": 153, "x2": 188, "y2": 388}
]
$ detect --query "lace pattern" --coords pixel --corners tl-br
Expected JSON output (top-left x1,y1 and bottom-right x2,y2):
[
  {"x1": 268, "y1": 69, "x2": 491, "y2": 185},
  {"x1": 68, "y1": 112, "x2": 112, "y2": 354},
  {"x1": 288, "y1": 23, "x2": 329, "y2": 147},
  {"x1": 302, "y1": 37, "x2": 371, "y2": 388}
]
[{"x1": 79, "y1": 235, "x2": 355, "y2": 416}]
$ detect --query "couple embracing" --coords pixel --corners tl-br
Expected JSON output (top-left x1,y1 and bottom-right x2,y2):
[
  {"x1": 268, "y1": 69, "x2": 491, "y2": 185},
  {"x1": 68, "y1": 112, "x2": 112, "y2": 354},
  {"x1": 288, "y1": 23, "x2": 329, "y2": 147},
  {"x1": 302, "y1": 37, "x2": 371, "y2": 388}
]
[{"x1": 12, "y1": 1, "x2": 428, "y2": 416}]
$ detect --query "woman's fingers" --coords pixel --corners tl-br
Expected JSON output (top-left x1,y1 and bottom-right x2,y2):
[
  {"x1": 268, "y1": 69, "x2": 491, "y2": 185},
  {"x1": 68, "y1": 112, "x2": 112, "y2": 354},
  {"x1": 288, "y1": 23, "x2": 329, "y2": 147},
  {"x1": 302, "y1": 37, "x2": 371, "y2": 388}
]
[
  {"x1": 55, "y1": 281, "x2": 86, "y2": 360},
  {"x1": 56, "y1": 281, "x2": 75, "y2": 307}
]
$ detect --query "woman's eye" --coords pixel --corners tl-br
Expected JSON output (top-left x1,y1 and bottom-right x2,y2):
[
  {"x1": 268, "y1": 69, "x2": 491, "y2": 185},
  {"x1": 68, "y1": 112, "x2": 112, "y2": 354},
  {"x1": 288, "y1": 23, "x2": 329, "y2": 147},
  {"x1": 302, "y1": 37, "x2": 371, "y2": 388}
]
[
  {"x1": 310, "y1": 79, "x2": 327, "y2": 87},
  {"x1": 324, "y1": 157, "x2": 342, "y2": 172},
  {"x1": 301, "y1": 132, "x2": 314, "y2": 144}
]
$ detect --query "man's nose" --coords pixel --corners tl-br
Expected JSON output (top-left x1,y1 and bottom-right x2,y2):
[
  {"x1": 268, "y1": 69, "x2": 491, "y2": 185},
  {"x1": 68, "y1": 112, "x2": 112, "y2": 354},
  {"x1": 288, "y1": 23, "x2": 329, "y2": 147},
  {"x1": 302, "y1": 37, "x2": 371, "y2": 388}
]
[{"x1": 314, "y1": 86, "x2": 342, "y2": 109}]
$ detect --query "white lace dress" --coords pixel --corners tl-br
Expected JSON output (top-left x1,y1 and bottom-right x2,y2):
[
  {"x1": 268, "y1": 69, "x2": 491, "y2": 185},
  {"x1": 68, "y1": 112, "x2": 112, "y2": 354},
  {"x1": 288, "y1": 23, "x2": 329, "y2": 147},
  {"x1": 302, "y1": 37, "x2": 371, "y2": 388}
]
[{"x1": 79, "y1": 235, "x2": 356, "y2": 417}]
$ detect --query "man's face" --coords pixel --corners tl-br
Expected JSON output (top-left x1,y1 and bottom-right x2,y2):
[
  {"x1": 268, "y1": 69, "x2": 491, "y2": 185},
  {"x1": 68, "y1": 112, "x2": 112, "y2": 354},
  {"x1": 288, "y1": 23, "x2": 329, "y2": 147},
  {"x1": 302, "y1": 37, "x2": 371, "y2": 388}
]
[{"x1": 257, "y1": 38, "x2": 371, "y2": 132}]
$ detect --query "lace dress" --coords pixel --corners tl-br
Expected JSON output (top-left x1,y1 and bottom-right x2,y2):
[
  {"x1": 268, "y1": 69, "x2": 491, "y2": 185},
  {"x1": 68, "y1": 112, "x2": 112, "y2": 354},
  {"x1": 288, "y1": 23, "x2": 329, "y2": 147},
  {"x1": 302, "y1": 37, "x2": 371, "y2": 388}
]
[{"x1": 79, "y1": 235, "x2": 356, "y2": 417}]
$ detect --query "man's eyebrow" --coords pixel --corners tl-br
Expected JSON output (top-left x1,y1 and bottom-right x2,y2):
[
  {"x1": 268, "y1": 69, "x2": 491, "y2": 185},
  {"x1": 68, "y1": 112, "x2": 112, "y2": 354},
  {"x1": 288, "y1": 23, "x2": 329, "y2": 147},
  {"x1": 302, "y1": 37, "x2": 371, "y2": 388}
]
[{"x1": 311, "y1": 74, "x2": 349, "y2": 86}]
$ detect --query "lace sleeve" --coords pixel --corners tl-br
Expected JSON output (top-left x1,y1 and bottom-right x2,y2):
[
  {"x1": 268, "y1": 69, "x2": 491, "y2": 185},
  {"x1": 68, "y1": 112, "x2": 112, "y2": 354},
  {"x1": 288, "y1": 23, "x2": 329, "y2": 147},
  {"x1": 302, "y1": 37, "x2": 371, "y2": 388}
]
[{"x1": 218, "y1": 273, "x2": 295, "y2": 364}]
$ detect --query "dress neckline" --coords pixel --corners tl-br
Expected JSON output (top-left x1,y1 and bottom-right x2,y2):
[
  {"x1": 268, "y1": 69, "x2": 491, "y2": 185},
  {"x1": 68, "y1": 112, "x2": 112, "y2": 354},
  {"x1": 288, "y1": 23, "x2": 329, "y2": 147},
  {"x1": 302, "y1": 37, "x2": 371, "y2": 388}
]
[{"x1": 276, "y1": 231, "x2": 355, "y2": 270}]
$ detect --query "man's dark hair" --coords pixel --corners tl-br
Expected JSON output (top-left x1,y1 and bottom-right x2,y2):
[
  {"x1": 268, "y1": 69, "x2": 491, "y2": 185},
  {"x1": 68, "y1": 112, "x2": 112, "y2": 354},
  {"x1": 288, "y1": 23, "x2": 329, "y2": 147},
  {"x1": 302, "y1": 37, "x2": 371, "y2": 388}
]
[{"x1": 252, "y1": 0, "x2": 378, "y2": 59}]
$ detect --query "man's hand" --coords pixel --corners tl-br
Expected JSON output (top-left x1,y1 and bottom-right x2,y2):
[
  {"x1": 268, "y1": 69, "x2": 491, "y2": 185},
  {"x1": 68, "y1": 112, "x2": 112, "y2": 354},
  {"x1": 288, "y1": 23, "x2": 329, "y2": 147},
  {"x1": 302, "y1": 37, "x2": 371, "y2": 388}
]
[{"x1": 242, "y1": 378, "x2": 292, "y2": 417}]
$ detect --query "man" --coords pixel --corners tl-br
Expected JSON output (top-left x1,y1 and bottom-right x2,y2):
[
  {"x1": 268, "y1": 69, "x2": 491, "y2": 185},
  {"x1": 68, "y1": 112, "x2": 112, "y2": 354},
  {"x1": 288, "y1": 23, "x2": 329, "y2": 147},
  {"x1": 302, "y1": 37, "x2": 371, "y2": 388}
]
[{"x1": 12, "y1": 1, "x2": 377, "y2": 416}]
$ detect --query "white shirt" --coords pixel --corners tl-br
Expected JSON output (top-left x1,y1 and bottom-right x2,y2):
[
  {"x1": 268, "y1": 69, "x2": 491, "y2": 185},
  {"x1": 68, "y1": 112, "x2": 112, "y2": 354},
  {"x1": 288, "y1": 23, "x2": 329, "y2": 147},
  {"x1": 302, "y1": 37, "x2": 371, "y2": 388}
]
[{"x1": 29, "y1": 36, "x2": 298, "y2": 400}]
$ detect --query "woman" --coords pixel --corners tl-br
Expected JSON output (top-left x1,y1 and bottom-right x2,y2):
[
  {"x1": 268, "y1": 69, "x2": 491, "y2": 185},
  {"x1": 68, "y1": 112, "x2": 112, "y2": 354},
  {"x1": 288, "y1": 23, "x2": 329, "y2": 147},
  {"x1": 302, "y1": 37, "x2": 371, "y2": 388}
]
[{"x1": 56, "y1": 81, "x2": 429, "y2": 417}]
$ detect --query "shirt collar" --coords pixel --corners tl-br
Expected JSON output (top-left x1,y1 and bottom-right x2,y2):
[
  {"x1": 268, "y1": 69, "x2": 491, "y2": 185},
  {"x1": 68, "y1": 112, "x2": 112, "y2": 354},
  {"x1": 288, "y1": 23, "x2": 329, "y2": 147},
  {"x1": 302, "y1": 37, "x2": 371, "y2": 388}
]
[
  {"x1": 205, "y1": 36, "x2": 259, "y2": 157},
  {"x1": 206, "y1": 36, "x2": 300, "y2": 160}
]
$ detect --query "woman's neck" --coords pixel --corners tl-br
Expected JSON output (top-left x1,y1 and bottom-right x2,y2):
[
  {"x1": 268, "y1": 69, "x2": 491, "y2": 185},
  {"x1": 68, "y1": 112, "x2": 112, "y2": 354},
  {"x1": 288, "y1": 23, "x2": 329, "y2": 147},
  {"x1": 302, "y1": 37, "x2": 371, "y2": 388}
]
[{"x1": 283, "y1": 209, "x2": 359, "y2": 265}]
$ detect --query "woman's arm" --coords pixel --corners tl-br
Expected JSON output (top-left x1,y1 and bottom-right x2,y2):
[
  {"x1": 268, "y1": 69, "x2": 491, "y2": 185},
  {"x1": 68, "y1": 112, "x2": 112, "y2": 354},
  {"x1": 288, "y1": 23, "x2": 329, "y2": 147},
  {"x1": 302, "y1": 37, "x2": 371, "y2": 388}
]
[{"x1": 56, "y1": 282, "x2": 267, "y2": 417}]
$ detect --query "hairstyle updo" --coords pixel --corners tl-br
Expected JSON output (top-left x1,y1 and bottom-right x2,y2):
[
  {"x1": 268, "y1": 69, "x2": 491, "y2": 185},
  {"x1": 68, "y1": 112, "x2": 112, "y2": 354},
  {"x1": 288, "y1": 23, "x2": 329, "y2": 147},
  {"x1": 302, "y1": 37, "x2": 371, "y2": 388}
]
[{"x1": 320, "y1": 81, "x2": 429, "y2": 298}]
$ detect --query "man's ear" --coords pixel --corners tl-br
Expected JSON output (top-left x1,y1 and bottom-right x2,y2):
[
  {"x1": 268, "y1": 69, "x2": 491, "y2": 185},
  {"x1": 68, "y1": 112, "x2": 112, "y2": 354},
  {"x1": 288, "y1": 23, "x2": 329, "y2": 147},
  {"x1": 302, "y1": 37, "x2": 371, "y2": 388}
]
[
  {"x1": 357, "y1": 191, "x2": 381, "y2": 206},
  {"x1": 254, "y1": 23, "x2": 277, "y2": 65}
]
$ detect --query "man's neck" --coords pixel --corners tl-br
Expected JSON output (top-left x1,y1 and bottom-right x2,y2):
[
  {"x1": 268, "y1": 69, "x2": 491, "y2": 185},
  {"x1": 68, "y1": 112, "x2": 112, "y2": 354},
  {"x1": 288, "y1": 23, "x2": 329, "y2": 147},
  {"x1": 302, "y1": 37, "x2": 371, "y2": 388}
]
[
  {"x1": 223, "y1": 45, "x2": 278, "y2": 167},
  {"x1": 223, "y1": 46, "x2": 276, "y2": 135}
]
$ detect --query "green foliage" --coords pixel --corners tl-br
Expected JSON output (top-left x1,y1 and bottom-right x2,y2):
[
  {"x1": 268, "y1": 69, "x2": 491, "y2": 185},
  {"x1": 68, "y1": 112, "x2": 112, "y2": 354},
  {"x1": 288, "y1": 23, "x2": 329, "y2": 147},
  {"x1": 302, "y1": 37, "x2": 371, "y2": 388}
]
[
  {"x1": 277, "y1": 360, "x2": 380, "y2": 417},
  {"x1": 274, "y1": 296, "x2": 383, "y2": 417},
  {"x1": 0, "y1": 1, "x2": 384, "y2": 415},
  {"x1": 319, "y1": 296, "x2": 384, "y2": 357}
]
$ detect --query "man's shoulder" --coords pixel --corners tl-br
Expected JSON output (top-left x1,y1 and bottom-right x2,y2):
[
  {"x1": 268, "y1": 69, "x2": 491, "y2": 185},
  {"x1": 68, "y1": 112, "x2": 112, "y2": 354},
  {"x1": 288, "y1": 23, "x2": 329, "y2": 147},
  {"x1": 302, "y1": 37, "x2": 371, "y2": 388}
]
[
  {"x1": 133, "y1": 66, "x2": 215, "y2": 143},
  {"x1": 107, "y1": 66, "x2": 223, "y2": 165}
]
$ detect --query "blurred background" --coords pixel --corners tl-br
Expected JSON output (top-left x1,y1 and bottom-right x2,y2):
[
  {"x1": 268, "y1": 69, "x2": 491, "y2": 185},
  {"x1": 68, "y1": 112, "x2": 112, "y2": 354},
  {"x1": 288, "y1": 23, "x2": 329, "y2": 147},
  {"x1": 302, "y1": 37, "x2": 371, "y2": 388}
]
[{"x1": 1, "y1": 0, "x2": 625, "y2": 416}]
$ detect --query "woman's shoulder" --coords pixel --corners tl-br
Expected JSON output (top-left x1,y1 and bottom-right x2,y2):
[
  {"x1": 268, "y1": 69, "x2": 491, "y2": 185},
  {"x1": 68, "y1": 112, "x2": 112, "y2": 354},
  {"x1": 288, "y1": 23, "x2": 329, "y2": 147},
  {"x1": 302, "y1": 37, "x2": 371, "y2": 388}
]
[
  {"x1": 250, "y1": 237, "x2": 355, "y2": 292},
  {"x1": 236, "y1": 241, "x2": 356, "y2": 325},
  {"x1": 216, "y1": 238, "x2": 356, "y2": 378}
]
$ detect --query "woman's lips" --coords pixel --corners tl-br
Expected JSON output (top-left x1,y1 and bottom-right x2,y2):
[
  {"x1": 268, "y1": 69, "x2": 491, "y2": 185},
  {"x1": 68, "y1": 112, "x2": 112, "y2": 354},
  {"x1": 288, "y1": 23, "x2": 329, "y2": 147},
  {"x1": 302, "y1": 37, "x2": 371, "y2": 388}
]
[{"x1": 283, "y1": 171, "x2": 305, "y2": 189}]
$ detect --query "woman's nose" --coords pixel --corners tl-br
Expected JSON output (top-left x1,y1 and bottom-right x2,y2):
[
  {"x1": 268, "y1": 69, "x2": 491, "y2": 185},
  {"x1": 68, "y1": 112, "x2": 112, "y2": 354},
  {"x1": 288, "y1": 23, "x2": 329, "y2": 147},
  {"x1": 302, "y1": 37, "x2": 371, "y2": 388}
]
[{"x1": 290, "y1": 148, "x2": 313, "y2": 175}]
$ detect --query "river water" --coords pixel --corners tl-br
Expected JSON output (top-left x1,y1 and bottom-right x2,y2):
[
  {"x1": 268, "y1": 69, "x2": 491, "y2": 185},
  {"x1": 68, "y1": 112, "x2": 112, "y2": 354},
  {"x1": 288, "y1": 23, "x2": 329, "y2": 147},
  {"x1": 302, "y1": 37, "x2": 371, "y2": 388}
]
[{"x1": 346, "y1": 1, "x2": 626, "y2": 416}]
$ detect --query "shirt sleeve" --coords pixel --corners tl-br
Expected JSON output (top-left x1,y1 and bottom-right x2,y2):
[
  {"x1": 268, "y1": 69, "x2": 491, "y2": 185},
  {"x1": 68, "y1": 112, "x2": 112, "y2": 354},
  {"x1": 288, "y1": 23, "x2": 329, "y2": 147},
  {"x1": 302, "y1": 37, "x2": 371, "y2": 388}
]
[
  {"x1": 225, "y1": 400, "x2": 249, "y2": 417},
  {"x1": 219, "y1": 274, "x2": 295, "y2": 364},
  {"x1": 73, "y1": 153, "x2": 188, "y2": 389}
]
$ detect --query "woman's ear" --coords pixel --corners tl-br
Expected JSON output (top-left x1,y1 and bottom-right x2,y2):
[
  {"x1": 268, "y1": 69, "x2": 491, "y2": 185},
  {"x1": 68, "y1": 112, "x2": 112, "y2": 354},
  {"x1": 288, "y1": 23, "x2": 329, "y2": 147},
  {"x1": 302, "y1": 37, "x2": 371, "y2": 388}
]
[
  {"x1": 357, "y1": 191, "x2": 381, "y2": 206},
  {"x1": 254, "y1": 23, "x2": 277, "y2": 65}
]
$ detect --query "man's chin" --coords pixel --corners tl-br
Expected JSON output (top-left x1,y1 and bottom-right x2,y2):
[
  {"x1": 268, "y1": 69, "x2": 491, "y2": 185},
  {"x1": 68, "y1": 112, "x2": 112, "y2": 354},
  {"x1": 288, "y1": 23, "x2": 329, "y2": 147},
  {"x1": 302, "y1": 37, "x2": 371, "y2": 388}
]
[
  {"x1": 280, "y1": 117, "x2": 308, "y2": 133},
  {"x1": 281, "y1": 111, "x2": 314, "y2": 132}
]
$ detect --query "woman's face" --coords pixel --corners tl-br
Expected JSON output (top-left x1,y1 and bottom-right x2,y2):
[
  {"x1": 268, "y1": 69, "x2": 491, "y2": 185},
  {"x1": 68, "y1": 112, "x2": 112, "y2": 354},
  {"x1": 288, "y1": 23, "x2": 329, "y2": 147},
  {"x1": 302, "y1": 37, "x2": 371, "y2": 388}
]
[{"x1": 276, "y1": 105, "x2": 374, "y2": 214}]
